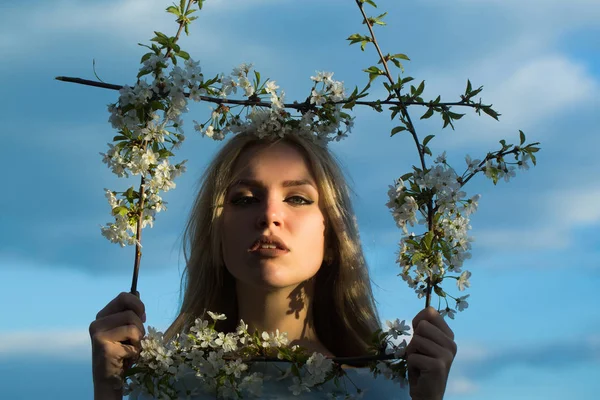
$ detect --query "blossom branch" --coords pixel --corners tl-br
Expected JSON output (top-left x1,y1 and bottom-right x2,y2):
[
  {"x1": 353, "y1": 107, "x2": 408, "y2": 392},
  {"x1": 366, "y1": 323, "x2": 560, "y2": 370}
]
[
  {"x1": 55, "y1": 75, "x2": 494, "y2": 111},
  {"x1": 129, "y1": 0, "x2": 195, "y2": 296},
  {"x1": 354, "y1": 0, "x2": 436, "y2": 308}
]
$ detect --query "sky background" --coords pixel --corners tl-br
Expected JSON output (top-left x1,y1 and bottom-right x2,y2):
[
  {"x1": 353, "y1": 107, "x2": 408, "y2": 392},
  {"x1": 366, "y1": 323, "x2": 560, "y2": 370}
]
[{"x1": 1, "y1": 0, "x2": 599, "y2": 398}]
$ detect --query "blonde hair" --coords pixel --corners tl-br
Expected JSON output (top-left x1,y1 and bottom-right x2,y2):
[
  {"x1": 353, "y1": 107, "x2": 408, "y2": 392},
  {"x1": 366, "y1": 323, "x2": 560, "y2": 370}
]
[{"x1": 164, "y1": 132, "x2": 381, "y2": 357}]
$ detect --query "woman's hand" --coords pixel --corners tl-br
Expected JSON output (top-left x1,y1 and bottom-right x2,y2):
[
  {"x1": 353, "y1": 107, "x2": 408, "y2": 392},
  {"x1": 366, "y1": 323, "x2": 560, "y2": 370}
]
[
  {"x1": 89, "y1": 291, "x2": 146, "y2": 399},
  {"x1": 405, "y1": 306, "x2": 457, "y2": 400}
]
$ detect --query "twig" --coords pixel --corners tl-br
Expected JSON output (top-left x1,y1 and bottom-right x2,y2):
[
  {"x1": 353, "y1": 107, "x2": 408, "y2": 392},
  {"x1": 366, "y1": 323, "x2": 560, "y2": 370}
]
[
  {"x1": 354, "y1": 0, "x2": 434, "y2": 308},
  {"x1": 54, "y1": 75, "x2": 491, "y2": 110},
  {"x1": 129, "y1": 0, "x2": 195, "y2": 296}
]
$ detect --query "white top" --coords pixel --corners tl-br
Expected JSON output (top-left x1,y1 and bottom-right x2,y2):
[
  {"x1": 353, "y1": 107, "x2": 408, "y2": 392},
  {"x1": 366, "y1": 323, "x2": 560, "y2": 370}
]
[{"x1": 128, "y1": 362, "x2": 411, "y2": 400}]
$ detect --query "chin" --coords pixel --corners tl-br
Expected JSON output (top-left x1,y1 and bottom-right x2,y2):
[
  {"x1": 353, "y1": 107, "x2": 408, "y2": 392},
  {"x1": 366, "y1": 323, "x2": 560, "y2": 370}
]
[{"x1": 230, "y1": 260, "x2": 318, "y2": 291}]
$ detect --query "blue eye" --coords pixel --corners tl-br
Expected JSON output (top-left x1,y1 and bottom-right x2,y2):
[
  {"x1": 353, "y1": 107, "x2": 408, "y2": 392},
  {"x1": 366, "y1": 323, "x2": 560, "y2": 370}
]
[
  {"x1": 286, "y1": 196, "x2": 313, "y2": 206},
  {"x1": 229, "y1": 195, "x2": 313, "y2": 206}
]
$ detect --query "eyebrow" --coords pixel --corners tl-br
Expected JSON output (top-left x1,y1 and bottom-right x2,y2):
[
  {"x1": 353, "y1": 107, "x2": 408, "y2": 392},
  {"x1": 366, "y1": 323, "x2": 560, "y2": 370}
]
[{"x1": 229, "y1": 178, "x2": 316, "y2": 190}]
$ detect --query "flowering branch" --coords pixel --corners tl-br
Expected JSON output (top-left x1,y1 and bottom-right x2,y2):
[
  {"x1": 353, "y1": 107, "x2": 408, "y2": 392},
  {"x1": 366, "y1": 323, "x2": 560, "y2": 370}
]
[
  {"x1": 133, "y1": 0, "x2": 194, "y2": 296},
  {"x1": 55, "y1": 75, "x2": 497, "y2": 112}
]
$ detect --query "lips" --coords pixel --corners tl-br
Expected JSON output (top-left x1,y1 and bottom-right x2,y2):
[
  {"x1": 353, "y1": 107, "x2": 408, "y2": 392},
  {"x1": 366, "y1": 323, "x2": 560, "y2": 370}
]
[{"x1": 248, "y1": 235, "x2": 289, "y2": 252}]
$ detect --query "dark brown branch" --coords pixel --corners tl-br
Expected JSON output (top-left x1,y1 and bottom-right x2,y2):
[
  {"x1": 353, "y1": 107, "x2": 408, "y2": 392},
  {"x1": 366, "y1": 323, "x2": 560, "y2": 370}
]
[
  {"x1": 225, "y1": 352, "x2": 399, "y2": 364},
  {"x1": 54, "y1": 75, "x2": 491, "y2": 110}
]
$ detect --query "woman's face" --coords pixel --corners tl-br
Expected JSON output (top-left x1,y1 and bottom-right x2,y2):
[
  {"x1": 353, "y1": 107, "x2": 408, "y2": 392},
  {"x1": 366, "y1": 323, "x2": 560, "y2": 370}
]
[{"x1": 221, "y1": 142, "x2": 326, "y2": 291}]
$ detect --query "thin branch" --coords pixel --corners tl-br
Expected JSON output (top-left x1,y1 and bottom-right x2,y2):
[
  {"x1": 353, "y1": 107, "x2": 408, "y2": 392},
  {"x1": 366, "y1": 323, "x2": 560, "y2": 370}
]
[
  {"x1": 225, "y1": 352, "x2": 398, "y2": 364},
  {"x1": 54, "y1": 75, "x2": 491, "y2": 111},
  {"x1": 354, "y1": 0, "x2": 434, "y2": 308},
  {"x1": 129, "y1": 0, "x2": 195, "y2": 296}
]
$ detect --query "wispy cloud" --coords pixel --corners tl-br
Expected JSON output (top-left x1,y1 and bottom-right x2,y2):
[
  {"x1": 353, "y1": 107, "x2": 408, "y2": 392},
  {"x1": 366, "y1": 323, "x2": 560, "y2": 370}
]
[
  {"x1": 1, "y1": 0, "x2": 283, "y2": 64},
  {"x1": 0, "y1": 329, "x2": 90, "y2": 361},
  {"x1": 447, "y1": 376, "x2": 479, "y2": 396},
  {"x1": 476, "y1": 184, "x2": 600, "y2": 252},
  {"x1": 453, "y1": 333, "x2": 600, "y2": 380}
]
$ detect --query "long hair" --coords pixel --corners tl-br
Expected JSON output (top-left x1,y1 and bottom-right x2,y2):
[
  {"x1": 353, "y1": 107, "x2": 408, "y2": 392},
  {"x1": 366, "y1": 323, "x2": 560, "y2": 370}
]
[{"x1": 163, "y1": 132, "x2": 381, "y2": 357}]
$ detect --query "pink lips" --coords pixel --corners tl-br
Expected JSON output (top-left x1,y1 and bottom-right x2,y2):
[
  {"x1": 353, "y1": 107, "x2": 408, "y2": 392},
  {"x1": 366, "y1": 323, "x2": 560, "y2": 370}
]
[{"x1": 248, "y1": 234, "x2": 289, "y2": 252}]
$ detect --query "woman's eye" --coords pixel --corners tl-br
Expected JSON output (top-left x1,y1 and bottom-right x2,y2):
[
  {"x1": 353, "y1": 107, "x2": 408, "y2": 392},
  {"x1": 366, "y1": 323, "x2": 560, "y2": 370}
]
[
  {"x1": 230, "y1": 196, "x2": 256, "y2": 206},
  {"x1": 229, "y1": 195, "x2": 313, "y2": 206},
  {"x1": 286, "y1": 196, "x2": 313, "y2": 206}
]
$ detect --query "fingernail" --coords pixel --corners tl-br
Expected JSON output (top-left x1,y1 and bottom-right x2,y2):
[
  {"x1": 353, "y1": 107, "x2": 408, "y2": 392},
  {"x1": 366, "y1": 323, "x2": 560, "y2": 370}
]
[{"x1": 142, "y1": 312, "x2": 146, "y2": 323}]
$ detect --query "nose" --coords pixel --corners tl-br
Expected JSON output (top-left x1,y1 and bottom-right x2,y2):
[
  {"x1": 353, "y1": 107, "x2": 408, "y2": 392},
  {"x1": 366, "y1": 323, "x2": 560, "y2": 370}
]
[{"x1": 256, "y1": 197, "x2": 283, "y2": 229}]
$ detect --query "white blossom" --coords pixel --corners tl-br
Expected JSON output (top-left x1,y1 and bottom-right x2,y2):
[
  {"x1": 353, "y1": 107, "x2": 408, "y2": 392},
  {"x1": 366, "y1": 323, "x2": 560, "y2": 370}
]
[
  {"x1": 310, "y1": 71, "x2": 334, "y2": 82},
  {"x1": 456, "y1": 294, "x2": 470, "y2": 311},
  {"x1": 457, "y1": 270, "x2": 472, "y2": 291}
]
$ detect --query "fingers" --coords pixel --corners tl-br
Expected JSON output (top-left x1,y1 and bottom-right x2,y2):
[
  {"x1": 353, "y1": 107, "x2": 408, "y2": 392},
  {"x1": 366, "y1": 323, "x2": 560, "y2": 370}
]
[
  {"x1": 90, "y1": 309, "x2": 146, "y2": 339},
  {"x1": 407, "y1": 352, "x2": 446, "y2": 376},
  {"x1": 412, "y1": 320, "x2": 457, "y2": 358},
  {"x1": 412, "y1": 306, "x2": 454, "y2": 341},
  {"x1": 96, "y1": 291, "x2": 146, "y2": 322},
  {"x1": 406, "y1": 330, "x2": 455, "y2": 366}
]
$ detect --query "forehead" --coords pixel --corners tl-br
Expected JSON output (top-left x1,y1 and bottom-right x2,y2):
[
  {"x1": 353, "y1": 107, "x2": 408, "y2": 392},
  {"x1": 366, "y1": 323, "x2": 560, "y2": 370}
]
[{"x1": 231, "y1": 142, "x2": 316, "y2": 182}]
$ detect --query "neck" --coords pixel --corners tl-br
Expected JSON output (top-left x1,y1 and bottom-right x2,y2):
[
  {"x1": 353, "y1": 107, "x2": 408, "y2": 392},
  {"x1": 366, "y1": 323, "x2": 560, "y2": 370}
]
[{"x1": 235, "y1": 280, "x2": 331, "y2": 355}]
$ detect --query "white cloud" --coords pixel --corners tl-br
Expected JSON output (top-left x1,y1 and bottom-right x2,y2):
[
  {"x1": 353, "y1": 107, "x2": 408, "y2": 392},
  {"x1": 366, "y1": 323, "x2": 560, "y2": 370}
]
[
  {"x1": 447, "y1": 376, "x2": 479, "y2": 395},
  {"x1": 484, "y1": 55, "x2": 598, "y2": 131},
  {"x1": 453, "y1": 0, "x2": 600, "y2": 30},
  {"x1": 2, "y1": 0, "x2": 284, "y2": 61},
  {"x1": 0, "y1": 329, "x2": 90, "y2": 361},
  {"x1": 423, "y1": 50, "x2": 599, "y2": 149},
  {"x1": 477, "y1": 184, "x2": 600, "y2": 252},
  {"x1": 552, "y1": 186, "x2": 600, "y2": 226}
]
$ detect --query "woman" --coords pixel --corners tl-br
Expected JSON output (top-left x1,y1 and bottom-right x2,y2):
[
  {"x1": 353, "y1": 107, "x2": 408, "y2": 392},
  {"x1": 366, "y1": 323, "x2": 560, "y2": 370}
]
[{"x1": 90, "y1": 130, "x2": 457, "y2": 399}]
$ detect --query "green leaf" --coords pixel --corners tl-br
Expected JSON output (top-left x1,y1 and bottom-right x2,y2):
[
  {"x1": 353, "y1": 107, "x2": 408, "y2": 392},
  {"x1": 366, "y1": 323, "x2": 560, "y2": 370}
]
[
  {"x1": 420, "y1": 107, "x2": 434, "y2": 120},
  {"x1": 180, "y1": 0, "x2": 186, "y2": 12},
  {"x1": 519, "y1": 130, "x2": 526, "y2": 145},
  {"x1": 434, "y1": 286, "x2": 446, "y2": 298},
  {"x1": 391, "y1": 126, "x2": 407, "y2": 136},
  {"x1": 390, "y1": 58, "x2": 404, "y2": 72},
  {"x1": 137, "y1": 69, "x2": 151, "y2": 79},
  {"x1": 166, "y1": 5, "x2": 179, "y2": 15},
  {"x1": 254, "y1": 70, "x2": 261, "y2": 85},
  {"x1": 140, "y1": 52, "x2": 153, "y2": 63},
  {"x1": 177, "y1": 50, "x2": 190, "y2": 60},
  {"x1": 448, "y1": 111, "x2": 465, "y2": 120},
  {"x1": 125, "y1": 187, "x2": 135, "y2": 201},
  {"x1": 423, "y1": 231, "x2": 434, "y2": 251},
  {"x1": 112, "y1": 135, "x2": 128, "y2": 141},
  {"x1": 529, "y1": 152, "x2": 537, "y2": 166},
  {"x1": 423, "y1": 134, "x2": 435, "y2": 146},
  {"x1": 400, "y1": 173, "x2": 413, "y2": 181},
  {"x1": 150, "y1": 101, "x2": 165, "y2": 111},
  {"x1": 362, "y1": 0, "x2": 377, "y2": 7},
  {"x1": 112, "y1": 206, "x2": 128, "y2": 217},
  {"x1": 363, "y1": 66, "x2": 384, "y2": 83},
  {"x1": 482, "y1": 106, "x2": 500, "y2": 121},
  {"x1": 392, "y1": 53, "x2": 410, "y2": 61},
  {"x1": 415, "y1": 80, "x2": 425, "y2": 96},
  {"x1": 466, "y1": 79, "x2": 472, "y2": 94},
  {"x1": 154, "y1": 31, "x2": 168, "y2": 39},
  {"x1": 342, "y1": 101, "x2": 356, "y2": 110}
]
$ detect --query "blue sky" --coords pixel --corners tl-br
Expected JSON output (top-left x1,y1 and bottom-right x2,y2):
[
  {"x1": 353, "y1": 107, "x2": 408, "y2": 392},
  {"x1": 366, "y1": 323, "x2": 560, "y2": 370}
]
[{"x1": 1, "y1": 0, "x2": 599, "y2": 398}]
